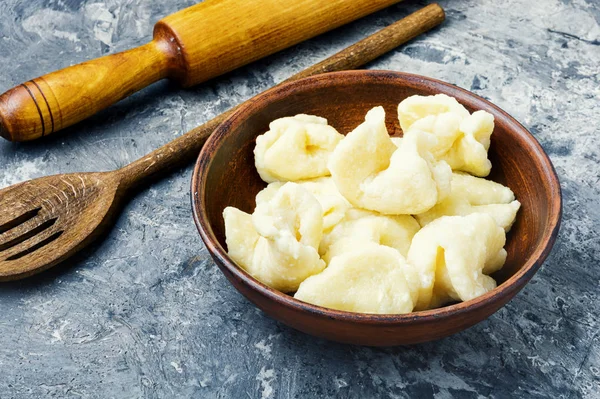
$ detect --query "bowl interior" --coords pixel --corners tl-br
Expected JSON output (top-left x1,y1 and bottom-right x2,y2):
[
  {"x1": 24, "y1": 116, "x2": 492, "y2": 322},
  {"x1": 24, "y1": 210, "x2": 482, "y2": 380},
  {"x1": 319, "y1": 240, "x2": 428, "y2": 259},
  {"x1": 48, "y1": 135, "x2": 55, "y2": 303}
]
[{"x1": 198, "y1": 71, "x2": 560, "y2": 300}]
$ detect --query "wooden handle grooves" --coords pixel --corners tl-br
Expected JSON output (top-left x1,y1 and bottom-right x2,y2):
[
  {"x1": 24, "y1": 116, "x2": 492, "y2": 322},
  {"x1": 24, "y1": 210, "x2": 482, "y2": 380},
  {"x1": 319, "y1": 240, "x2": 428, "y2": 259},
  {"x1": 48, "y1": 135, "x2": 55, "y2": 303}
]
[
  {"x1": 21, "y1": 80, "x2": 56, "y2": 137},
  {"x1": 0, "y1": 80, "x2": 57, "y2": 141},
  {"x1": 0, "y1": 41, "x2": 172, "y2": 142}
]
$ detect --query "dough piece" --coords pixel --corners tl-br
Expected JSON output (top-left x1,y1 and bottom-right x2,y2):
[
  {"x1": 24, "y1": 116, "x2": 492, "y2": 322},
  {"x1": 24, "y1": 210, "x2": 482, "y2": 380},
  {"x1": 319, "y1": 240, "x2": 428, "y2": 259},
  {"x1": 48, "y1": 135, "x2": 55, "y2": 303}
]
[
  {"x1": 319, "y1": 208, "x2": 421, "y2": 305},
  {"x1": 407, "y1": 213, "x2": 507, "y2": 310},
  {"x1": 328, "y1": 106, "x2": 452, "y2": 215},
  {"x1": 255, "y1": 181, "x2": 284, "y2": 205},
  {"x1": 223, "y1": 183, "x2": 325, "y2": 293},
  {"x1": 397, "y1": 93, "x2": 470, "y2": 132},
  {"x1": 416, "y1": 172, "x2": 521, "y2": 231},
  {"x1": 256, "y1": 177, "x2": 351, "y2": 233},
  {"x1": 294, "y1": 243, "x2": 414, "y2": 314},
  {"x1": 409, "y1": 112, "x2": 463, "y2": 158},
  {"x1": 254, "y1": 114, "x2": 344, "y2": 183},
  {"x1": 390, "y1": 137, "x2": 403, "y2": 147},
  {"x1": 450, "y1": 171, "x2": 515, "y2": 205},
  {"x1": 441, "y1": 111, "x2": 494, "y2": 177},
  {"x1": 253, "y1": 182, "x2": 323, "y2": 251},
  {"x1": 319, "y1": 209, "x2": 420, "y2": 260},
  {"x1": 400, "y1": 95, "x2": 494, "y2": 177}
]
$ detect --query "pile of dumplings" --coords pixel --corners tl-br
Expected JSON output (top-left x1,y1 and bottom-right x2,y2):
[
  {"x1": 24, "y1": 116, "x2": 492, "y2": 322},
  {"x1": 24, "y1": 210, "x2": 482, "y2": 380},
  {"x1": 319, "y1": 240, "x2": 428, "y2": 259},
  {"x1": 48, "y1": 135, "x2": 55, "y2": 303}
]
[{"x1": 223, "y1": 94, "x2": 521, "y2": 314}]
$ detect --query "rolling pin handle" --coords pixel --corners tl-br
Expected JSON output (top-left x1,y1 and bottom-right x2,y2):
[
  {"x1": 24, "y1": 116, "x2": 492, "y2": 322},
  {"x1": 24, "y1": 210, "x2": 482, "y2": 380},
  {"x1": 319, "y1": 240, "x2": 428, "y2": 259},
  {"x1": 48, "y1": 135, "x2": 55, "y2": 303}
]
[{"x1": 0, "y1": 41, "x2": 172, "y2": 142}]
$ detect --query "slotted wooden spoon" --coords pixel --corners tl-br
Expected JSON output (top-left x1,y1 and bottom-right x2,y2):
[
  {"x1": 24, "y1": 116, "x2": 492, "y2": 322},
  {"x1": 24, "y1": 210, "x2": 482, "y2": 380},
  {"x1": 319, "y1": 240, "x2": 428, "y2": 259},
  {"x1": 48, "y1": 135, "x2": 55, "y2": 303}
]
[{"x1": 0, "y1": 5, "x2": 444, "y2": 280}]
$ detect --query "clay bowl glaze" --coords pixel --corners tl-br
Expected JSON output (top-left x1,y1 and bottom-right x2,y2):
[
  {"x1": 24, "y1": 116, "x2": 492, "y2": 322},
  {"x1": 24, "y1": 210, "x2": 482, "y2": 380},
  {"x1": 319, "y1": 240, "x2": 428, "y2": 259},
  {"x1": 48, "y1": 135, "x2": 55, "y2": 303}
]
[{"x1": 191, "y1": 70, "x2": 561, "y2": 346}]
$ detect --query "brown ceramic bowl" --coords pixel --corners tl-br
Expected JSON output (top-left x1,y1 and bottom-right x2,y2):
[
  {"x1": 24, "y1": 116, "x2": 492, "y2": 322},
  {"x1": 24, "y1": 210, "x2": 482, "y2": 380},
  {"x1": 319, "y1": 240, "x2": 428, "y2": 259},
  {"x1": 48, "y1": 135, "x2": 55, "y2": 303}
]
[{"x1": 191, "y1": 70, "x2": 561, "y2": 346}]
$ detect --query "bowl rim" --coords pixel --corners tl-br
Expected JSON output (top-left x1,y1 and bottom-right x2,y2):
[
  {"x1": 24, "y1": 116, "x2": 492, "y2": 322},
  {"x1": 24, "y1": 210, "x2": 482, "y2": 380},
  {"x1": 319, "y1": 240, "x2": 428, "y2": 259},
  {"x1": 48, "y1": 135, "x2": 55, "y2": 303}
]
[{"x1": 191, "y1": 70, "x2": 562, "y2": 324}]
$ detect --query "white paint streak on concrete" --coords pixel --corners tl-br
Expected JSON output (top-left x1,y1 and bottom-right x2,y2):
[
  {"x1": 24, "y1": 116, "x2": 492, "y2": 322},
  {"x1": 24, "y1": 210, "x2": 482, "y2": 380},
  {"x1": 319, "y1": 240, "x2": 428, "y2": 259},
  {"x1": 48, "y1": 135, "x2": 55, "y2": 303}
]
[
  {"x1": 256, "y1": 367, "x2": 276, "y2": 399},
  {"x1": 22, "y1": 9, "x2": 80, "y2": 42},
  {"x1": 0, "y1": 159, "x2": 45, "y2": 188},
  {"x1": 254, "y1": 339, "x2": 273, "y2": 359},
  {"x1": 170, "y1": 361, "x2": 183, "y2": 374},
  {"x1": 334, "y1": 376, "x2": 348, "y2": 389},
  {"x1": 84, "y1": 3, "x2": 119, "y2": 47}
]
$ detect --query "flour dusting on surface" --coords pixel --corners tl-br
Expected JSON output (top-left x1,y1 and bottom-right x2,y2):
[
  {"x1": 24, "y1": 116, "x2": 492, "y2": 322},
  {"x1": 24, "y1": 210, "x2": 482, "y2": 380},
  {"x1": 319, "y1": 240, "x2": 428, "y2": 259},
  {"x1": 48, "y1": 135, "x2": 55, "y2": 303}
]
[
  {"x1": 256, "y1": 367, "x2": 276, "y2": 399},
  {"x1": 22, "y1": 9, "x2": 80, "y2": 42},
  {"x1": 84, "y1": 3, "x2": 119, "y2": 47},
  {"x1": 0, "y1": 159, "x2": 45, "y2": 188},
  {"x1": 254, "y1": 339, "x2": 273, "y2": 359},
  {"x1": 170, "y1": 362, "x2": 183, "y2": 374}
]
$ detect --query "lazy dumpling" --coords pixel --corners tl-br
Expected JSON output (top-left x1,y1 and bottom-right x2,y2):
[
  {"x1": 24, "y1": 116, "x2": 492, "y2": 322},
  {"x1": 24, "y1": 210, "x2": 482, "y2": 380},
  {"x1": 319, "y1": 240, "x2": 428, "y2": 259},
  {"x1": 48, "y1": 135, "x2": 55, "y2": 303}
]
[
  {"x1": 408, "y1": 112, "x2": 463, "y2": 158},
  {"x1": 318, "y1": 209, "x2": 421, "y2": 305},
  {"x1": 416, "y1": 172, "x2": 521, "y2": 231},
  {"x1": 223, "y1": 183, "x2": 325, "y2": 293},
  {"x1": 390, "y1": 137, "x2": 403, "y2": 147},
  {"x1": 449, "y1": 170, "x2": 514, "y2": 204},
  {"x1": 254, "y1": 114, "x2": 344, "y2": 183},
  {"x1": 297, "y1": 178, "x2": 352, "y2": 232},
  {"x1": 407, "y1": 213, "x2": 507, "y2": 310},
  {"x1": 399, "y1": 95, "x2": 495, "y2": 177},
  {"x1": 294, "y1": 243, "x2": 414, "y2": 314},
  {"x1": 256, "y1": 177, "x2": 351, "y2": 233},
  {"x1": 255, "y1": 181, "x2": 284, "y2": 205},
  {"x1": 319, "y1": 209, "x2": 420, "y2": 262},
  {"x1": 252, "y1": 182, "x2": 323, "y2": 250},
  {"x1": 397, "y1": 93, "x2": 470, "y2": 132},
  {"x1": 328, "y1": 106, "x2": 451, "y2": 215},
  {"x1": 441, "y1": 111, "x2": 494, "y2": 177}
]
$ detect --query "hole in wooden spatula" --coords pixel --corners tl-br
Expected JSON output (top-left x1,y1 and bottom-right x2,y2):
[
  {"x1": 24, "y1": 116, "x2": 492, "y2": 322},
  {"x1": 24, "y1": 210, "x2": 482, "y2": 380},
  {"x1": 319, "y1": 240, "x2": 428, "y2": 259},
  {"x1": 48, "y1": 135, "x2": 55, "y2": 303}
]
[
  {"x1": 0, "y1": 208, "x2": 41, "y2": 235},
  {"x1": 6, "y1": 231, "x2": 64, "y2": 261},
  {"x1": 0, "y1": 217, "x2": 58, "y2": 252}
]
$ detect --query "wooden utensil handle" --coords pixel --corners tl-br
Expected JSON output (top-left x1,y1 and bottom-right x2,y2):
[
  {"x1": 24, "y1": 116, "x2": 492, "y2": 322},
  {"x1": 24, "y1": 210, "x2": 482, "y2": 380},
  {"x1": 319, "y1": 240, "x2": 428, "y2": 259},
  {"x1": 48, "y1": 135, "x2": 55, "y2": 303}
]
[
  {"x1": 0, "y1": 0, "x2": 404, "y2": 142},
  {"x1": 157, "y1": 0, "x2": 404, "y2": 87},
  {"x1": 0, "y1": 41, "x2": 174, "y2": 142},
  {"x1": 118, "y1": 4, "x2": 445, "y2": 189}
]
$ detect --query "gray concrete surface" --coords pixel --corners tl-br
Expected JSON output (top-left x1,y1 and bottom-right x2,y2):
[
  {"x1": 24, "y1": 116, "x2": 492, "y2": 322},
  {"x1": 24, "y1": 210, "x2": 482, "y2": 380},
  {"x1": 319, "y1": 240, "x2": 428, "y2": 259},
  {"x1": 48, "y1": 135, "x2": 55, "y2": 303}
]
[{"x1": 0, "y1": 0, "x2": 599, "y2": 397}]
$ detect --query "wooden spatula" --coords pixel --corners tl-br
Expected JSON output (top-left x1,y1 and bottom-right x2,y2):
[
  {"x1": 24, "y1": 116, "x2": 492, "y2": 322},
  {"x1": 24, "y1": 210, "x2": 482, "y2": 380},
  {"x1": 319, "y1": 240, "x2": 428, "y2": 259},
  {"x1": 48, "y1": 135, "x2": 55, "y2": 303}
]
[{"x1": 0, "y1": 5, "x2": 444, "y2": 280}]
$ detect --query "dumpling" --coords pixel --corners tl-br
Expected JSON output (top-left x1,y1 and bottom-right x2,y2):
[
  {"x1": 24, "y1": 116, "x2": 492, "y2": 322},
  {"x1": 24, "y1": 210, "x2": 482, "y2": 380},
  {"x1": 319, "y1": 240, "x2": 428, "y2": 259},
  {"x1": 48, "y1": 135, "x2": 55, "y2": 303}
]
[
  {"x1": 441, "y1": 111, "x2": 494, "y2": 177},
  {"x1": 252, "y1": 182, "x2": 323, "y2": 250},
  {"x1": 294, "y1": 243, "x2": 414, "y2": 314},
  {"x1": 407, "y1": 213, "x2": 507, "y2": 310},
  {"x1": 399, "y1": 95, "x2": 494, "y2": 177},
  {"x1": 223, "y1": 183, "x2": 325, "y2": 292},
  {"x1": 328, "y1": 106, "x2": 451, "y2": 215},
  {"x1": 318, "y1": 209, "x2": 421, "y2": 304},
  {"x1": 296, "y1": 178, "x2": 352, "y2": 232},
  {"x1": 255, "y1": 181, "x2": 284, "y2": 205},
  {"x1": 256, "y1": 177, "x2": 351, "y2": 233},
  {"x1": 415, "y1": 172, "x2": 521, "y2": 231},
  {"x1": 408, "y1": 112, "x2": 463, "y2": 158},
  {"x1": 449, "y1": 171, "x2": 514, "y2": 205},
  {"x1": 319, "y1": 208, "x2": 420, "y2": 261},
  {"x1": 397, "y1": 93, "x2": 470, "y2": 132},
  {"x1": 390, "y1": 137, "x2": 403, "y2": 147},
  {"x1": 254, "y1": 114, "x2": 344, "y2": 183},
  {"x1": 318, "y1": 208, "x2": 421, "y2": 305}
]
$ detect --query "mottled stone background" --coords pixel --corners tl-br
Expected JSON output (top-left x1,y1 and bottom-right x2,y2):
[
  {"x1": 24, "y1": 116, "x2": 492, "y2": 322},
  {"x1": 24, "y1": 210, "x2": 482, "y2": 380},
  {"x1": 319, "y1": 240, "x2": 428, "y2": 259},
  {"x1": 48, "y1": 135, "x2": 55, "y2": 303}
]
[{"x1": 0, "y1": 0, "x2": 599, "y2": 398}]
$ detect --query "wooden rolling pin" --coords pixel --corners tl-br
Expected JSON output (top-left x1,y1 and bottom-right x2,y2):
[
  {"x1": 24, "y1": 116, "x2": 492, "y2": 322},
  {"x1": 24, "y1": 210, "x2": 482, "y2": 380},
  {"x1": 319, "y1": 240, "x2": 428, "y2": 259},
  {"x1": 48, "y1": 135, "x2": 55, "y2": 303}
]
[{"x1": 0, "y1": 0, "x2": 404, "y2": 142}]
